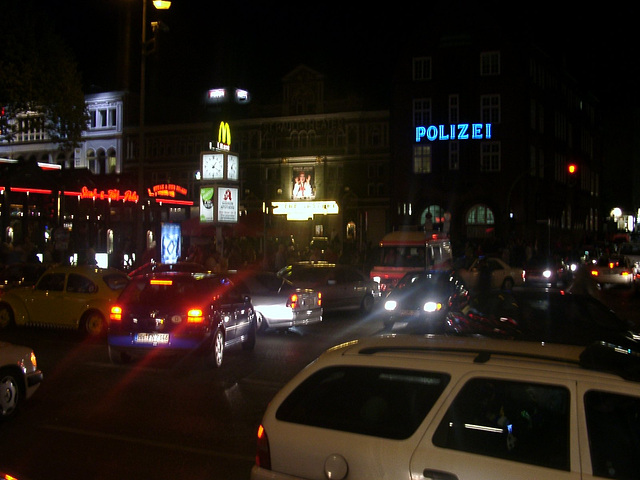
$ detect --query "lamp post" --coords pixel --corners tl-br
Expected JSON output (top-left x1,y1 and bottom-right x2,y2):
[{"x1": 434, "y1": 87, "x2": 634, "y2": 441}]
[{"x1": 137, "y1": 0, "x2": 170, "y2": 260}]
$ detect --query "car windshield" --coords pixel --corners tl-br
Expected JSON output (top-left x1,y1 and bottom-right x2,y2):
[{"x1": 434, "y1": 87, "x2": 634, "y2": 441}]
[{"x1": 119, "y1": 275, "x2": 229, "y2": 305}]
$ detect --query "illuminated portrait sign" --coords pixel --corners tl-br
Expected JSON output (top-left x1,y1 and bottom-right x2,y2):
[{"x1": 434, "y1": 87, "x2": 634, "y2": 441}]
[
  {"x1": 416, "y1": 123, "x2": 492, "y2": 142},
  {"x1": 291, "y1": 167, "x2": 315, "y2": 200}
]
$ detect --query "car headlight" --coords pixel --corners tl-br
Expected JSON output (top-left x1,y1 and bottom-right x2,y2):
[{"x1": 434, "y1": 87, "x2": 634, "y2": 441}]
[
  {"x1": 423, "y1": 301, "x2": 442, "y2": 313},
  {"x1": 543, "y1": 269, "x2": 552, "y2": 279},
  {"x1": 384, "y1": 300, "x2": 397, "y2": 311}
]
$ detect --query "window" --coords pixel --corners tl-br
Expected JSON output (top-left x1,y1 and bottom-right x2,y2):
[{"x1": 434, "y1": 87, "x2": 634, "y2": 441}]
[
  {"x1": 37, "y1": 273, "x2": 65, "y2": 292},
  {"x1": 413, "y1": 145, "x2": 432, "y2": 174},
  {"x1": 413, "y1": 57, "x2": 432, "y2": 81},
  {"x1": 449, "y1": 142, "x2": 459, "y2": 170},
  {"x1": 276, "y1": 366, "x2": 449, "y2": 439},
  {"x1": 66, "y1": 274, "x2": 97, "y2": 294},
  {"x1": 480, "y1": 51, "x2": 500, "y2": 76},
  {"x1": 585, "y1": 390, "x2": 640, "y2": 479},
  {"x1": 448, "y1": 95, "x2": 459, "y2": 124},
  {"x1": 433, "y1": 378, "x2": 570, "y2": 470},
  {"x1": 481, "y1": 95, "x2": 501, "y2": 123},
  {"x1": 413, "y1": 98, "x2": 432, "y2": 127},
  {"x1": 466, "y1": 204, "x2": 495, "y2": 225},
  {"x1": 480, "y1": 142, "x2": 501, "y2": 172}
]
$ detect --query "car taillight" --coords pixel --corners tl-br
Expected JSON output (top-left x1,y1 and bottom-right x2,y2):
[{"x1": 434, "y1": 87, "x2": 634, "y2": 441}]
[
  {"x1": 317, "y1": 292, "x2": 322, "y2": 306},
  {"x1": 590, "y1": 270, "x2": 599, "y2": 277},
  {"x1": 256, "y1": 424, "x2": 271, "y2": 470},
  {"x1": 187, "y1": 309, "x2": 204, "y2": 323},
  {"x1": 110, "y1": 305, "x2": 122, "y2": 322},
  {"x1": 287, "y1": 293, "x2": 299, "y2": 309}
]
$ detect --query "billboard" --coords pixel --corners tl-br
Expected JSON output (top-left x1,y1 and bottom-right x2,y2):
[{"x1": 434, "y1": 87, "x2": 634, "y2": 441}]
[
  {"x1": 161, "y1": 223, "x2": 181, "y2": 264},
  {"x1": 291, "y1": 166, "x2": 315, "y2": 200}
]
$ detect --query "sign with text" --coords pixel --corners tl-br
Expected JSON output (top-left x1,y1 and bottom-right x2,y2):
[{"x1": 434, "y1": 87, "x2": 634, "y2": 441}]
[{"x1": 416, "y1": 123, "x2": 493, "y2": 142}]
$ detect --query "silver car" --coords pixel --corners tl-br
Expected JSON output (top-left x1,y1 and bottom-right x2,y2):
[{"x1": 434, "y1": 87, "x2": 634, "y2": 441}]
[
  {"x1": 0, "y1": 341, "x2": 43, "y2": 420},
  {"x1": 277, "y1": 262, "x2": 379, "y2": 313},
  {"x1": 232, "y1": 270, "x2": 322, "y2": 332}
]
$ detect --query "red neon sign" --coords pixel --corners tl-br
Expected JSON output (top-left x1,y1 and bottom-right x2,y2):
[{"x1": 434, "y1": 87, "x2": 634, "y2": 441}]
[
  {"x1": 147, "y1": 183, "x2": 188, "y2": 198},
  {"x1": 64, "y1": 186, "x2": 140, "y2": 203}
]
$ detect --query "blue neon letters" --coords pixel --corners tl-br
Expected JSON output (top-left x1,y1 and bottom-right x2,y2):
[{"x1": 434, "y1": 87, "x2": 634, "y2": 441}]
[{"x1": 416, "y1": 123, "x2": 492, "y2": 142}]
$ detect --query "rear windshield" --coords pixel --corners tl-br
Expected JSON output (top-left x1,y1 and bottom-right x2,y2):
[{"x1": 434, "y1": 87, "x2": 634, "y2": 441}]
[
  {"x1": 276, "y1": 366, "x2": 449, "y2": 439},
  {"x1": 119, "y1": 276, "x2": 228, "y2": 305}
]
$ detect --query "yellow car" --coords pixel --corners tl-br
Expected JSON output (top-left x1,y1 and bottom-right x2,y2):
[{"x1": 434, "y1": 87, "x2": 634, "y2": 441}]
[{"x1": 0, "y1": 265, "x2": 130, "y2": 337}]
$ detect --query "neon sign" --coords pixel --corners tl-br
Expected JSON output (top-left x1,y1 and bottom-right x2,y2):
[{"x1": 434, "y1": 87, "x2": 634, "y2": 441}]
[
  {"x1": 147, "y1": 183, "x2": 188, "y2": 198},
  {"x1": 217, "y1": 121, "x2": 231, "y2": 151},
  {"x1": 76, "y1": 186, "x2": 139, "y2": 202},
  {"x1": 416, "y1": 123, "x2": 492, "y2": 142}
]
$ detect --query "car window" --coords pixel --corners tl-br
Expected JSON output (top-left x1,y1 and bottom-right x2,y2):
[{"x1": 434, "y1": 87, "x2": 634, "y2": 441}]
[
  {"x1": 433, "y1": 377, "x2": 570, "y2": 471},
  {"x1": 276, "y1": 366, "x2": 450, "y2": 440},
  {"x1": 584, "y1": 390, "x2": 640, "y2": 479},
  {"x1": 66, "y1": 274, "x2": 97, "y2": 293},
  {"x1": 36, "y1": 273, "x2": 65, "y2": 292},
  {"x1": 103, "y1": 273, "x2": 129, "y2": 291}
]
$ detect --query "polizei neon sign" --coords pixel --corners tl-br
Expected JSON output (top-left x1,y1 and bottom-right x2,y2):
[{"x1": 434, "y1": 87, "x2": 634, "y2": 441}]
[{"x1": 416, "y1": 123, "x2": 492, "y2": 142}]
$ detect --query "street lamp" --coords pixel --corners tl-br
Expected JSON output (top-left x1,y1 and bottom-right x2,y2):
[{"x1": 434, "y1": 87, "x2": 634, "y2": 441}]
[{"x1": 137, "y1": 0, "x2": 171, "y2": 259}]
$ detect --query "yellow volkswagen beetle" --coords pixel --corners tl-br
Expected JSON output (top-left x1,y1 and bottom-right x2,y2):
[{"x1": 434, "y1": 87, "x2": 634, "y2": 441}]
[{"x1": 0, "y1": 265, "x2": 129, "y2": 337}]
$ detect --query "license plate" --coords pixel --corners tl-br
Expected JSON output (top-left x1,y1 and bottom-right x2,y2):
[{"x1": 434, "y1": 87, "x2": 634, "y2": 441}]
[{"x1": 135, "y1": 333, "x2": 169, "y2": 344}]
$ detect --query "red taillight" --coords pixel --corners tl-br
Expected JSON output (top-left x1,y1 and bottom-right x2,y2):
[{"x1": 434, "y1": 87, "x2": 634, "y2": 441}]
[
  {"x1": 187, "y1": 308, "x2": 204, "y2": 323},
  {"x1": 256, "y1": 424, "x2": 271, "y2": 470},
  {"x1": 590, "y1": 270, "x2": 599, "y2": 277},
  {"x1": 110, "y1": 305, "x2": 122, "y2": 322},
  {"x1": 317, "y1": 292, "x2": 322, "y2": 306},
  {"x1": 287, "y1": 293, "x2": 299, "y2": 309}
]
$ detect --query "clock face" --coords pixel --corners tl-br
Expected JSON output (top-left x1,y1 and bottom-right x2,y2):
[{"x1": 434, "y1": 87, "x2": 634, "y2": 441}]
[
  {"x1": 202, "y1": 153, "x2": 224, "y2": 180},
  {"x1": 227, "y1": 155, "x2": 239, "y2": 180}
]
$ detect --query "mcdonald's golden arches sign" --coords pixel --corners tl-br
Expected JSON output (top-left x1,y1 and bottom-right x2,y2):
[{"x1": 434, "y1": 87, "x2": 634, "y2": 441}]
[{"x1": 217, "y1": 121, "x2": 231, "y2": 150}]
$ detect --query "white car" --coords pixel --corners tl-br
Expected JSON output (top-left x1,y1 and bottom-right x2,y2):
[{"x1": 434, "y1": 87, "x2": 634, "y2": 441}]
[
  {"x1": 252, "y1": 335, "x2": 640, "y2": 480},
  {"x1": 456, "y1": 256, "x2": 524, "y2": 290},
  {"x1": 590, "y1": 254, "x2": 636, "y2": 289},
  {"x1": 0, "y1": 341, "x2": 43, "y2": 420}
]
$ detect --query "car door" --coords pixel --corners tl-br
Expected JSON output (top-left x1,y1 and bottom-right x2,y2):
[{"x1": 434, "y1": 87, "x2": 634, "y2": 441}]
[
  {"x1": 216, "y1": 280, "x2": 241, "y2": 342},
  {"x1": 411, "y1": 373, "x2": 581, "y2": 479},
  {"x1": 229, "y1": 281, "x2": 252, "y2": 339},
  {"x1": 24, "y1": 272, "x2": 67, "y2": 326}
]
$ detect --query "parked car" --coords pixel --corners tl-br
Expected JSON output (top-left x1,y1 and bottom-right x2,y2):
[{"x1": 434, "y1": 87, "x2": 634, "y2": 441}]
[
  {"x1": 0, "y1": 265, "x2": 130, "y2": 336},
  {"x1": 0, "y1": 262, "x2": 47, "y2": 292},
  {"x1": 107, "y1": 272, "x2": 256, "y2": 367},
  {"x1": 252, "y1": 335, "x2": 640, "y2": 480},
  {"x1": 127, "y1": 261, "x2": 208, "y2": 277},
  {"x1": 618, "y1": 242, "x2": 640, "y2": 271},
  {"x1": 381, "y1": 270, "x2": 469, "y2": 332},
  {"x1": 0, "y1": 341, "x2": 43, "y2": 420},
  {"x1": 522, "y1": 255, "x2": 573, "y2": 287},
  {"x1": 455, "y1": 256, "x2": 524, "y2": 291},
  {"x1": 277, "y1": 262, "x2": 379, "y2": 313},
  {"x1": 445, "y1": 287, "x2": 638, "y2": 348},
  {"x1": 231, "y1": 270, "x2": 322, "y2": 332},
  {"x1": 589, "y1": 254, "x2": 637, "y2": 290}
]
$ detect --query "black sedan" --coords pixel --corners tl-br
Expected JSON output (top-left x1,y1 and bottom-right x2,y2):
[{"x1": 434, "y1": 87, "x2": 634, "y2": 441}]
[
  {"x1": 381, "y1": 270, "x2": 469, "y2": 333},
  {"x1": 107, "y1": 272, "x2": 256, "y2": 367},
  {"x1": 445, "y1": 287, "x2": 639, "y2": 349}
]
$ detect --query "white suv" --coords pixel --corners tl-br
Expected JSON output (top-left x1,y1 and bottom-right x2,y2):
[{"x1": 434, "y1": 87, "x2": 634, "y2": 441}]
[{"x1": 252, "y1": 335, "x2": 640, "y2": 480}]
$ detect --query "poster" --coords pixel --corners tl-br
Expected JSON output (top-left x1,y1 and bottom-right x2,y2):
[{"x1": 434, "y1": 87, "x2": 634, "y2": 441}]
[
  {"x1": 291, "y1": 167, "x2": 315, "y2": 200},
  {"x1": 161, "y1": 223, "x2": 181, "y2": 264},
  {"x1": 217, "y1": 187, "x2": 238, "y2": 223},
  {"x1": 200, "y1": 186, "x2": 214, "y2": 222}
]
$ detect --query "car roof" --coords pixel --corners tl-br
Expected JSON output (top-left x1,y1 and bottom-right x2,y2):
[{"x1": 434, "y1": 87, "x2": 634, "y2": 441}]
[{"x1": 321, "y1": 335, "x2": 640, "y2": 382}]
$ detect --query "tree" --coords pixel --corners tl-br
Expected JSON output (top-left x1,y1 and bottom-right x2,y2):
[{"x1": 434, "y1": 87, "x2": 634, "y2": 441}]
[{"x1": 0, "y1": 1, "x2": 88, "y2": 151}]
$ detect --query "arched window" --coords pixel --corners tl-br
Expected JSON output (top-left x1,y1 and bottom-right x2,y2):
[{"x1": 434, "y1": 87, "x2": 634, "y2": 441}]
[
  {"x1": 421, "y1": 205, "x2": 445, "y2": 228},
  {"x1": 87, "y1": 149, "x2": 97, "y2": 173},
  {"x1": 97, "y1": 148, "x2": 106, "y2": 175},
  {"x1": 107, "y1": 147, "x2": 117, "y2": 174},
  {"x1": 465, "y1": 204, "x2": 495, "y2": 238}
]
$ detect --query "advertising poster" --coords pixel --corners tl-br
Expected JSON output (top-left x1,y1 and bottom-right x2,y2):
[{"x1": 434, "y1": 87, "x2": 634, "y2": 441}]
[
  {"x1": 200, "y1": 186, "x2": 215, "y2": 222},
  {"x1": 291, "y1": 166, "x2": 315, "y2": 200},
  {"x1": 217, "y1": 187, "x2": 238, "y2": 223},
  {"x1": 161, "y1": 223, "x2": 181, "y2": 264}
]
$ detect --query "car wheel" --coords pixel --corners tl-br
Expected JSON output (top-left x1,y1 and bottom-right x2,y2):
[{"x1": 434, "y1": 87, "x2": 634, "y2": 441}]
[
  {"x1": 501, "y1": 278, "x2": 514, "y2": 290},
  {"x1": 108, "y1": 345, "x2": 132, "y2": 365},
  {"x1": 361, "y1": 294, "x2": 374, "y2": 314},
  {"x1": 82, "y1": 311, "x2": 106, "y2": 337},
  {"x1": 0, "y1": 368, "x2": 21, "y2": 420},
  {"x1": 0, "y1": 304, "x2": 15, "y2": 330},
  {"x1": 256, "y1": 312, "x2": 267, "y2": 333},
  {"x1": 242, "y1": 317, "x2": 256, "y2": 351},
  {"x1": 209, "y1": 329, "x2": 224, "y2": 368}
]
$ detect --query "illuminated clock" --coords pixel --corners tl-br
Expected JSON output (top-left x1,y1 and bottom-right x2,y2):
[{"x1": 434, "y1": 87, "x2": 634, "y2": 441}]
[
  {"x1": 202, "y1": 153, "x2": 224, "y2": 180},
  {"x1": 227, "y1": 154, "x2": 239, "y2": 180}
]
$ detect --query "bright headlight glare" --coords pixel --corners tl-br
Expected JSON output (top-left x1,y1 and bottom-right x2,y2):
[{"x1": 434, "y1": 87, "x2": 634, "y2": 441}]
[
  {"x1": 543, "y1": 270, "x2": 552, "y2": 279},
  {"x1": 423, "y1": 301, "x2": 441, "y2": 312},
  {"x1": 384, "y1": 300, "x2": 397, "y2": 311}
]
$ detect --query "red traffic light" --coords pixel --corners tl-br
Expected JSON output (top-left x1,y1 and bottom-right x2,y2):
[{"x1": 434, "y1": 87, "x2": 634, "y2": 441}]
[{"x1": 568, "y1": 164, "x2": 577, "y2": 174}]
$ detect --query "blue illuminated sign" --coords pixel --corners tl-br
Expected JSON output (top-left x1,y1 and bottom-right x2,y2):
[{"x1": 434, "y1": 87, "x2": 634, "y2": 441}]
[{"x1": 416, "y1": 123, "x2": 492, "y2": 142}]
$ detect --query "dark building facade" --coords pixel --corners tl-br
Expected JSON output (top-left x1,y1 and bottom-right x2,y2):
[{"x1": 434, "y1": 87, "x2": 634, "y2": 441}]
[{"x1": 391, "y1": 28, "x2": 602, "y2": 257}]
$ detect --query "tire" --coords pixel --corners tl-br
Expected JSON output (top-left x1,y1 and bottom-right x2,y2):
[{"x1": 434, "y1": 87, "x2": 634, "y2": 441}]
[
  {"x1": 209, "y1": 329, "x2": 224, "y2": 368},
  {"x1": 0, "y1": 368, "x2": 21, "y2": 420},
  {"x1": 242, "y1": 317, "x2": 256, "y2": 351},
  {"x1": 108, "y1": 345, "x2": 132, "y2": 365},
  {"x1": 81, "y1": 311, "x2": 106, "y2": 338},
  {"x1": 501, "y1": 278, "x2": 514, "y2": 290},
  {"x1": 361, "y1": 294, "x2": 374, "y2": 314},
  {"x1": 256, "y1": 312, "x2": 267, "y2": 333},
  {"x1": 0, "y1": 304, "x2": 15, "y2": 330}
]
